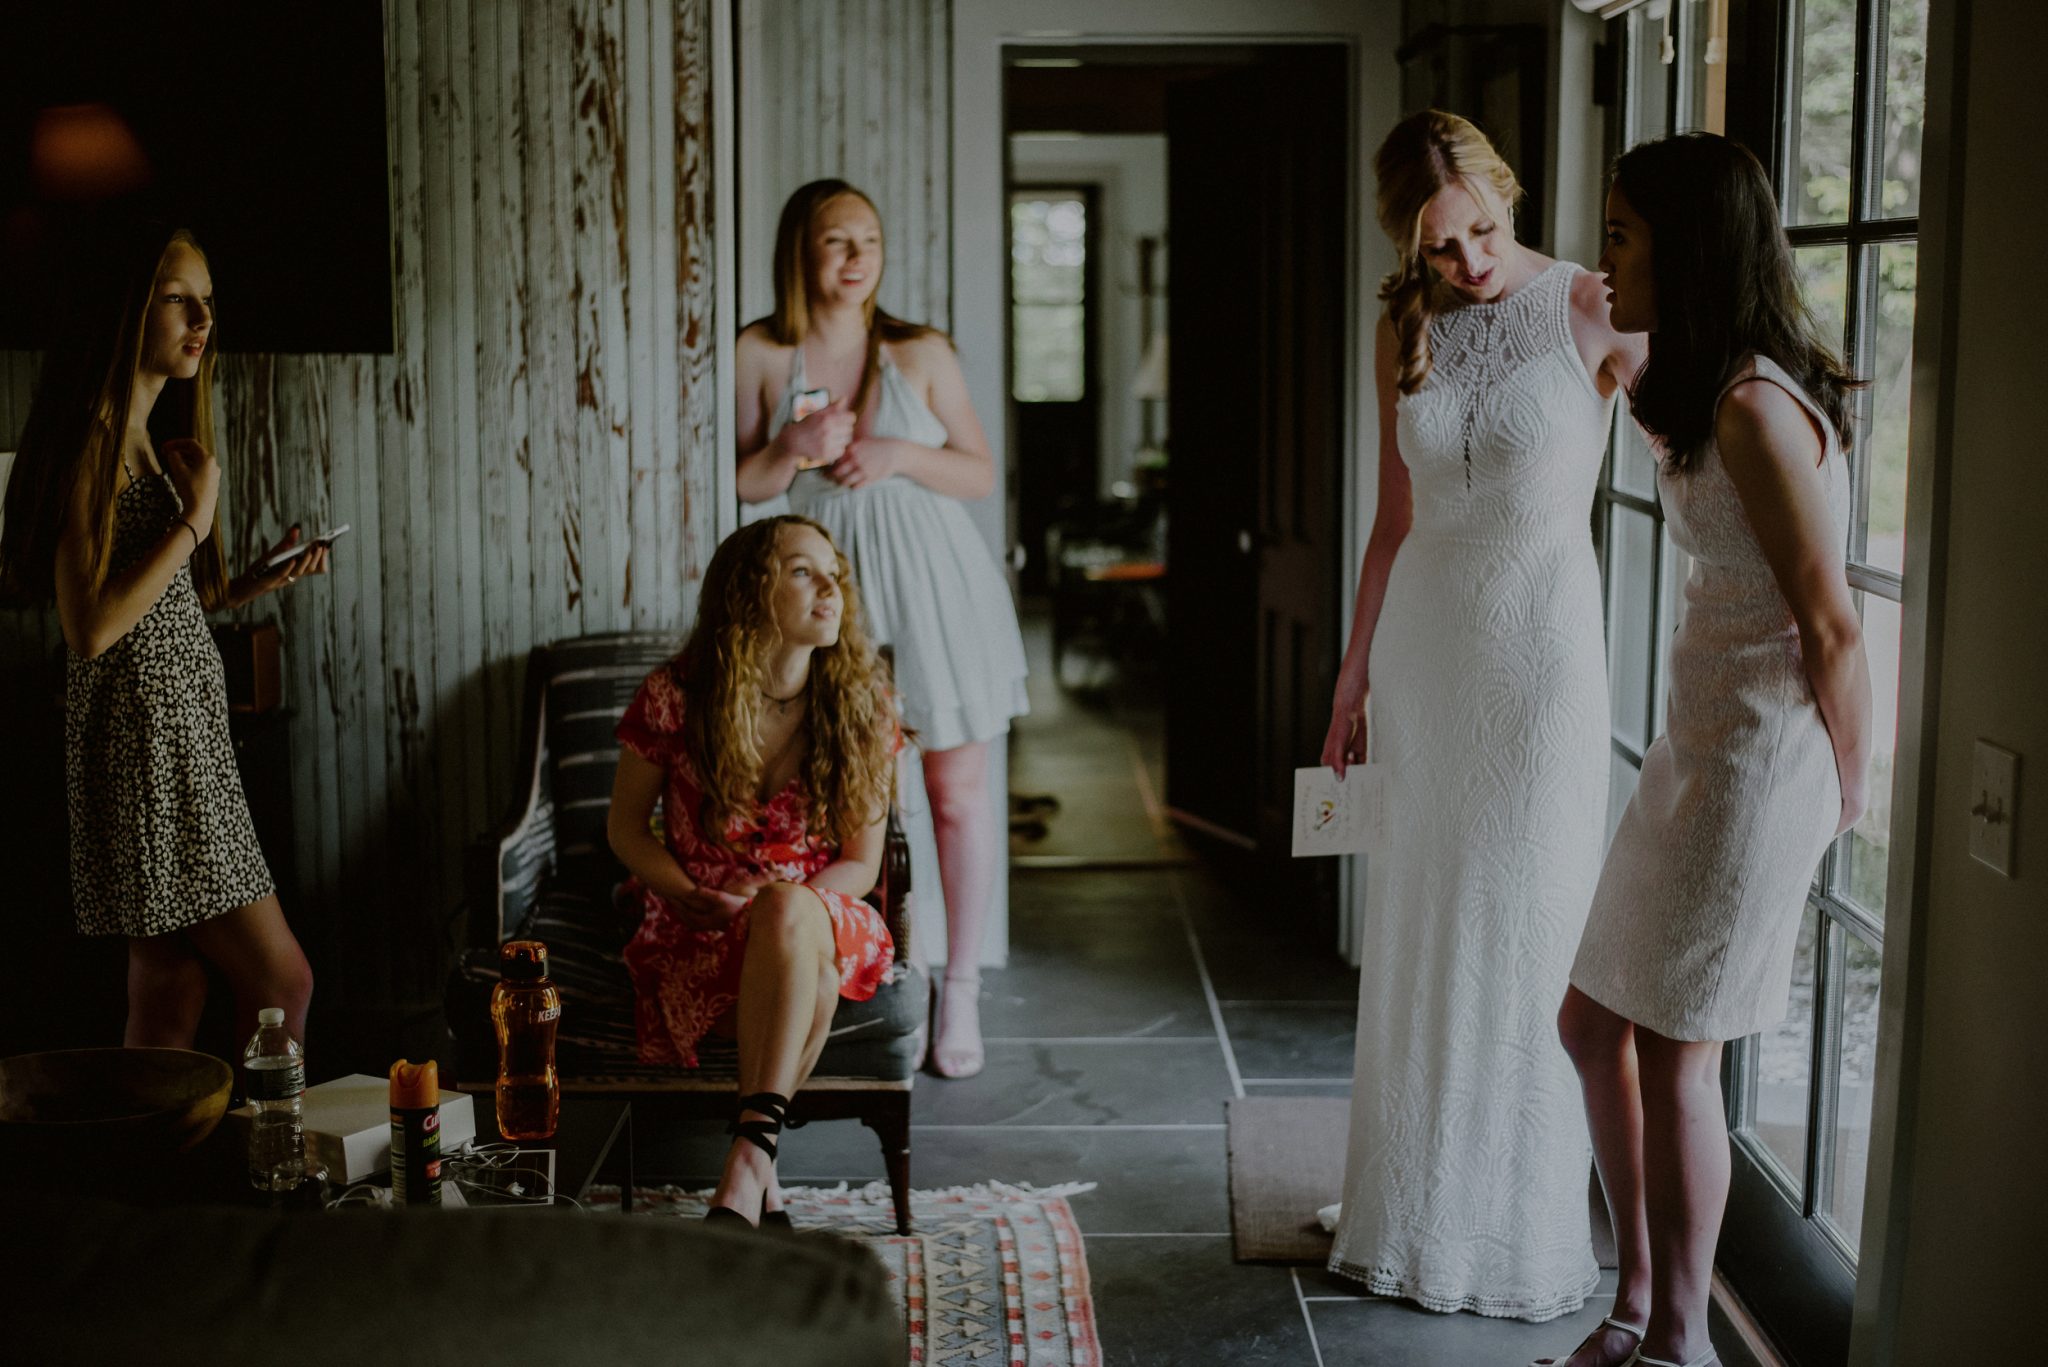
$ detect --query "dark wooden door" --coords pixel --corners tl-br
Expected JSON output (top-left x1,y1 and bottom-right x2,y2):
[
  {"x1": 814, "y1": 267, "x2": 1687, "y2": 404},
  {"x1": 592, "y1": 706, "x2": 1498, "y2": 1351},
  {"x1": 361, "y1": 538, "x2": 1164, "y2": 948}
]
[{"x1": 1164, "y1": 49, "x2": 1348, "y2": 917}]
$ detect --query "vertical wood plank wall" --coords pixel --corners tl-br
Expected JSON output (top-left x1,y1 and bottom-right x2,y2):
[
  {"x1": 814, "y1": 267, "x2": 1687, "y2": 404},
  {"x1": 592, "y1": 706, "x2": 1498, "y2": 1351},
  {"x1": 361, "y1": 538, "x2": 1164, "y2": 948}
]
[
  {"x1": 737, "y1": 0, "x2": 951, "y2": 329},
  {"x1": 0, "y1": 0, "x2": 722, "y2": 1009}
]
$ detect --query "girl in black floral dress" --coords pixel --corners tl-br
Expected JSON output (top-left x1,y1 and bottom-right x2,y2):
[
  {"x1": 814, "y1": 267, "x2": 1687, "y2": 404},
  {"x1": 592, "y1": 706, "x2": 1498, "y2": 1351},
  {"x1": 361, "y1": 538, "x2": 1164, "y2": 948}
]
[{"x1": 1, "y1": 225, "x2": 328, "y2": 1050}]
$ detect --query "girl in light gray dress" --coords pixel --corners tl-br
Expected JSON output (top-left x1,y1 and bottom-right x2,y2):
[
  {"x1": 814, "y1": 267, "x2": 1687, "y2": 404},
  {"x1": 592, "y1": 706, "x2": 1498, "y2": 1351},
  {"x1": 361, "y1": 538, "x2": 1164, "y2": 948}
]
[
  {"x1": 1540, "y1": 136, "x2": 1872, "y2": 1367},
  {"x1": 735, "y1": 180, "x2": 1028, "y2": 1079}
]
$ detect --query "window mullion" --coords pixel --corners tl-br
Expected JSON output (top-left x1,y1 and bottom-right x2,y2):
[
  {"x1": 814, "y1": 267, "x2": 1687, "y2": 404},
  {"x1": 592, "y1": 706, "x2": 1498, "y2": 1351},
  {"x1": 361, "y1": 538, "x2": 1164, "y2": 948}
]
[
  {"x1": 1852, "y1": 0, "x2": 1887, "y2": 222},
  {"x1": 1846, "y1": 247, "x2": 1879, "y2": 564},
  {"x1": 1808, "y1": 914, "x2": 1848, "y2": 1219},
  {"x1": 1771, "y1": 0, "x2": 1801, "y2": 204}
]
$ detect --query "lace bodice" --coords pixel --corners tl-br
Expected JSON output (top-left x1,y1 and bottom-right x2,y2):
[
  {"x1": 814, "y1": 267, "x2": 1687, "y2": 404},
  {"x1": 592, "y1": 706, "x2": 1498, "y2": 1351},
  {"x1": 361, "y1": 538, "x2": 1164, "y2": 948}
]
[{"x1": 1396, "y1": 262, "x2": 1608, "y2": 542}]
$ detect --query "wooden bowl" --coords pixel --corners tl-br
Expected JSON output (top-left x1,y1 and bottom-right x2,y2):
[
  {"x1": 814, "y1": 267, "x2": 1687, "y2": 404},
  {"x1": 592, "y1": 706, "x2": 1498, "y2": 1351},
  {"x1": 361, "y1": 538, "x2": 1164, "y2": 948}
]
[{"x1": 0, "y1": 1048, "x2": 235, "y2": 1167}]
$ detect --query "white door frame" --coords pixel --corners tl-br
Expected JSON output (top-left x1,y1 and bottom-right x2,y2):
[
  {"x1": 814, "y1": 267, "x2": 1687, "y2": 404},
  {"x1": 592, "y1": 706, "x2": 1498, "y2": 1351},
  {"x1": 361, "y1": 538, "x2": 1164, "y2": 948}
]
[{"x1": 952, "y1": 0, "x2": 1401, "y2": 962}]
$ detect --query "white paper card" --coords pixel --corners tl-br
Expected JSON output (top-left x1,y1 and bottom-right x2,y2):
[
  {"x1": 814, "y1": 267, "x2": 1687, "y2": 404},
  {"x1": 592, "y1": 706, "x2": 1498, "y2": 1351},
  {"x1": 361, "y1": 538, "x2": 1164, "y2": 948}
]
[{"x1": 1291, "y1": 764, "x2": 1388, "y2": 858}]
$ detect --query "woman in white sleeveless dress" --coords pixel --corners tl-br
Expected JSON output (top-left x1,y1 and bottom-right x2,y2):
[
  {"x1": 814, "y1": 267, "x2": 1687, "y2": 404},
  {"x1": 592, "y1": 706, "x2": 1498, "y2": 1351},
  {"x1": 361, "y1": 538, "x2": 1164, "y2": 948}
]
[
  {"x1": 1541, "y1": 136, "x2": 1871, "y2": 1367},
  {"x1": 1319, "y1": 112, "x2": 1644, "y2": 1320},
  {"x1": 735, "y1": 180, "x2": 1028, "y2": 1078}
]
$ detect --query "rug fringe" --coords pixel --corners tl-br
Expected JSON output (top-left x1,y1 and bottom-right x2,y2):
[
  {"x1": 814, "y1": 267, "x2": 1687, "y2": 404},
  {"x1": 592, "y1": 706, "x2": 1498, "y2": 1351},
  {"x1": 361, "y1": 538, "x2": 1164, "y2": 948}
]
[{"x1": 631, "y1": 1179, "x2": 1099, "y2": 1202}]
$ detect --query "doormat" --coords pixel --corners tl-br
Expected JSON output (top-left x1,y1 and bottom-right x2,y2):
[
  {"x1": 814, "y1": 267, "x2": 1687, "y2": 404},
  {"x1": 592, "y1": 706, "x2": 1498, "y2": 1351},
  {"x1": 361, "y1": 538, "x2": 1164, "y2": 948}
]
[
  {"x1": 591, "y1": 1179, "x2": 1103, "y2": 1366},
  {"x1": 1226, "y1": 1096, "x2": 1349, "y2": 1263}
]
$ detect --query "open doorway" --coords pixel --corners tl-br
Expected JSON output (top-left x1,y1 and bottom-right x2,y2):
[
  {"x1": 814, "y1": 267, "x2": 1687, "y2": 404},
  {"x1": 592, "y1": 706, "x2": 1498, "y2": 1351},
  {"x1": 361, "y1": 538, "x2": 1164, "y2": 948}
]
[{"x1": 1000, "y1": 46, "x2": 1349, "y2": 937}]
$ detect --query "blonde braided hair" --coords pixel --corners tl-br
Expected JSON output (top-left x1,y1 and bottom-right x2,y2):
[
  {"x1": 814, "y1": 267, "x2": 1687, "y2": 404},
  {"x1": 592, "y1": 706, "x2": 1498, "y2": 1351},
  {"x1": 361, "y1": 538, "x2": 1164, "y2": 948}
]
[{"x1": 1374, "y1": 111, "x2": 1524, "y2": 395}]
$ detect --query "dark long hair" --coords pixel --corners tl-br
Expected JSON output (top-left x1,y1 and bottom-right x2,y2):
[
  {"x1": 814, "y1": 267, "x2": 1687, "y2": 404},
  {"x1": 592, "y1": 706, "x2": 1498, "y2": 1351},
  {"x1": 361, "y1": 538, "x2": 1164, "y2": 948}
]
[
  {"x1": 759, "y1": 178, "x2": 937, "y2": 417},
  {"x1": 1612, "y1": 134, "x2": 1858, "y2": 472},
  {"x1": 0, "y1": 222, "x2": 230, "y2": 607}
]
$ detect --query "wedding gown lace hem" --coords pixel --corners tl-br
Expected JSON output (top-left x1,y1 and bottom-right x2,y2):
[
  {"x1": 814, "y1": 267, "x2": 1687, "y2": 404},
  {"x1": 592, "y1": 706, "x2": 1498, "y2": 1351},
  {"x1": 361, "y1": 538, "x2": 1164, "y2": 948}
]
[{"x1": 1324, "y1": 1253, "x2": 1602, "y2": 1323}]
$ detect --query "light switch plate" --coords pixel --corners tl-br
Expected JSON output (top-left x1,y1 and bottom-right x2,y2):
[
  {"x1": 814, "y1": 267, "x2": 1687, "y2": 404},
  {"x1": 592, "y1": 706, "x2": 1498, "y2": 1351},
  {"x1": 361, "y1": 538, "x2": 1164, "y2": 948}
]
[{"x1": 1969, "y1": 740, "x2": 2019, "y2": 876}]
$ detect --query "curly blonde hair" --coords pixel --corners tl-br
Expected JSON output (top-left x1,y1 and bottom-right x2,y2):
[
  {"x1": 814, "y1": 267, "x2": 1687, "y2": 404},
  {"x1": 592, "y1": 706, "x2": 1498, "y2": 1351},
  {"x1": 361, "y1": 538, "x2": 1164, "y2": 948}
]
[
  {"x1": 1374, "y1": 111, "x2": 1524, "y2": 395},
  {"x1": 676, "y1": 515, "x2": 894, "y2": 851}
]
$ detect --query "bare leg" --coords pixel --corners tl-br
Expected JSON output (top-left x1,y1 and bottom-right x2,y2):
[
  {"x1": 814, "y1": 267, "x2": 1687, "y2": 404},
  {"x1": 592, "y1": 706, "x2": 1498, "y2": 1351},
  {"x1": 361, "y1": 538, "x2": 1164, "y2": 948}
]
[
  {"x1": 712, "y1": 884, "x2": 838, "y2": 1223},
  {"x1": 1542, "y1": 986, "x2": 1655, "y2": 1367},
  {"x1": 1634, "y1": 1026, "x2": 1729, "y2": 1365},
  {"x1": 184, "y1": 894, "x2": 315, "y2": 1051},
  {"x1": 124, "y1": 933, "x2": 209, "y2": 1048},
  {"x1": 923, "y1": 740, "x2": 991, "y2": 1078}
]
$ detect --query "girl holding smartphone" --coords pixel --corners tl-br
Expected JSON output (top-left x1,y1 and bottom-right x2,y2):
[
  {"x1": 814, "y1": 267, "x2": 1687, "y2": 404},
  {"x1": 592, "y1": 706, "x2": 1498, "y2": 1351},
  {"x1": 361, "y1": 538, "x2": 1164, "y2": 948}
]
[{"x1": 1, "y1": 224, "x2": 326, "y2": 1052}]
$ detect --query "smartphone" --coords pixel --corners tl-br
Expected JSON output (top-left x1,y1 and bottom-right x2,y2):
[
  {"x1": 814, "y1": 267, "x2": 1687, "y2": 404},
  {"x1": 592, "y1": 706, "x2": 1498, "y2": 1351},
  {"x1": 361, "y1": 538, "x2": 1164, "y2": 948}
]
[
  {"x1": 791, "y1": 387, "x2": 835, "y2": 470},
  {"x1": 261, "y1": 524, "x2": 351, "y2": 570},
  {"x1": 791, "y1": 387, "x2": 831, "y2": 422}
]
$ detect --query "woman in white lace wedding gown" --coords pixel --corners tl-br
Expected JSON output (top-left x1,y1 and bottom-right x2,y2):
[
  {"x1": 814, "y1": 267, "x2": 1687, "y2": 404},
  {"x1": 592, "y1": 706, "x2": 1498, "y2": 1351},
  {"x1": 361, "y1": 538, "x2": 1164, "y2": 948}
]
[{"x1": 1319, "y1": 112, "x2": 1643, "y2": 1321}]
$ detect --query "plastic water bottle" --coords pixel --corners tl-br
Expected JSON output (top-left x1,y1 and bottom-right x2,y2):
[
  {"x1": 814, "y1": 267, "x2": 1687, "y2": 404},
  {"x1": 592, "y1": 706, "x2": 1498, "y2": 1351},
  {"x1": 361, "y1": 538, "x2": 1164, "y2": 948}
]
[{"x1": 244, "y1": 1007, "x2": 306, "y2": 1191}]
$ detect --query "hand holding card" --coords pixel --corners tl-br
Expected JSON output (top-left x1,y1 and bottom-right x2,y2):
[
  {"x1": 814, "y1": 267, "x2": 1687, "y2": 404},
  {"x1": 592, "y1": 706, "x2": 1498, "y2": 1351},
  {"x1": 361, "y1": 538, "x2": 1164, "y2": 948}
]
[{"x1": 1291, "y1": 764, "x2": 1389, "y2": 858}]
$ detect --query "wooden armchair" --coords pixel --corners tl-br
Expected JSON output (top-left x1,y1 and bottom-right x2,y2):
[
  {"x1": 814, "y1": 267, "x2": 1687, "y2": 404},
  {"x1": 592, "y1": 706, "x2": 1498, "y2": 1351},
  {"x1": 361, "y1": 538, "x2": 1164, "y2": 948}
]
[{"x1": 448, "y1": 632, "x2": 925, "y2": 1233}]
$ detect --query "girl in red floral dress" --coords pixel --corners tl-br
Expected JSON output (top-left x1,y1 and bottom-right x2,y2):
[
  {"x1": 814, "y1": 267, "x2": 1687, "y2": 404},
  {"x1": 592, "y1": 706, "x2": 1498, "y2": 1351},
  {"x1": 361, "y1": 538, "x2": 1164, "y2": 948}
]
[{"x1": 607, "y1": 514, "x2": 899, "y2": 1226}]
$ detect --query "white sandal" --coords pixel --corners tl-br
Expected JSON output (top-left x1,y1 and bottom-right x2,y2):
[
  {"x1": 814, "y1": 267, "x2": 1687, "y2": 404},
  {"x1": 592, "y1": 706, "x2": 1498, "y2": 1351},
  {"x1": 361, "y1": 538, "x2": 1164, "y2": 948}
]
[
  {"x1": 1627, "y1": 1350, "x2": 1719, "y2": 1367},
  {"x1": 1529, "y1": 1316, "x2": 1646, "y2": 1367}
]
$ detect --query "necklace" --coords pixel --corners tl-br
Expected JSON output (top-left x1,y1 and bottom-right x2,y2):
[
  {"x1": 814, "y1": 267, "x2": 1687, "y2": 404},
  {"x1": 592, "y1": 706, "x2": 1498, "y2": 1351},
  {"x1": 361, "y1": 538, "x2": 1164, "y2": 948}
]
[{"x1": 762, "y1": 685, "x2": 805, "y2": 716}]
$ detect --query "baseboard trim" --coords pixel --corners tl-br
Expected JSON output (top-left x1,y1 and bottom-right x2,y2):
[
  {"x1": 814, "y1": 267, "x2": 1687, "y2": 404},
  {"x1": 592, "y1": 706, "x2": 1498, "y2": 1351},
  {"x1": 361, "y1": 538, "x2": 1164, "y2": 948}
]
[{"x1": 1711, "y1": 1269, "x2": 1790, "y2": 1367}]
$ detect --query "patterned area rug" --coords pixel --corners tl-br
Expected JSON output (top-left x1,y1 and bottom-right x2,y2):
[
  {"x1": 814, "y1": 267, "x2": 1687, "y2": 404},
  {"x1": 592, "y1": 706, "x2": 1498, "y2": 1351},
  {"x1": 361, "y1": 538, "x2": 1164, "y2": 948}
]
[{"x1": 589, "y1": 1180, "x2": 1103, "y2": 1366}]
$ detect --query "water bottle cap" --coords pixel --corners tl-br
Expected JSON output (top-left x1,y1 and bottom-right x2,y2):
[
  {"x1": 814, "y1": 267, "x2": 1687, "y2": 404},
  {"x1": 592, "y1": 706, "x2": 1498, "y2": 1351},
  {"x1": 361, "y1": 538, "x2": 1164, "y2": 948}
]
[
  {"x1": 257, "y1": 1007, "x2": 285, "y2": 1026},
  {"x1": 500, "y1": 939, "x2": 550, "y2": 981}
]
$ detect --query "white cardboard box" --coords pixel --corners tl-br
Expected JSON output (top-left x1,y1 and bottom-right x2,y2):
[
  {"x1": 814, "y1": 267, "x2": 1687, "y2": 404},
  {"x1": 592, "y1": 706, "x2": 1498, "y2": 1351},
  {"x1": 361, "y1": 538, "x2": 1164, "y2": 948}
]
[{"x1": 226, "y1": 1074, "x2": 477, "y2": 1183}]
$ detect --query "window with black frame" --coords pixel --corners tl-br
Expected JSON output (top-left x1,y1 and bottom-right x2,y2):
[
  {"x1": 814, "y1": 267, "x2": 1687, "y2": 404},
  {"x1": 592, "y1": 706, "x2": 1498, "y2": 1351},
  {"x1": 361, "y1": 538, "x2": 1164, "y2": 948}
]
[{"x1": 1595, "y1": 0, "x2": 1927, "y2": 1361}]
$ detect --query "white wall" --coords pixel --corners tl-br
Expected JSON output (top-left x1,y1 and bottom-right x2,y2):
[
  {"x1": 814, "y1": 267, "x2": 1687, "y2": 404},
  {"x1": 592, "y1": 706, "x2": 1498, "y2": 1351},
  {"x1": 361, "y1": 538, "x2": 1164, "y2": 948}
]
[{"x1": 1008, "y1": 133, "x2": 1169, "y2": 498}]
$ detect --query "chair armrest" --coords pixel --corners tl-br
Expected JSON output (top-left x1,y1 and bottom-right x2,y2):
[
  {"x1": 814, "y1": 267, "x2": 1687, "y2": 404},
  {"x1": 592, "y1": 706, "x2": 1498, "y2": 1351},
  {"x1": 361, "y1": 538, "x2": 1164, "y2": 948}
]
[{"x1": 466, "y1": 647, "x2": 558, "y2": 947}]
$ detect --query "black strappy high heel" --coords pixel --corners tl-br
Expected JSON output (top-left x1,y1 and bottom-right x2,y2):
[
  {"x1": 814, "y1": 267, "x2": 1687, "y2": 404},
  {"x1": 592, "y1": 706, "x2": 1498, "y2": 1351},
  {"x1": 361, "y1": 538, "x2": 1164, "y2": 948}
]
[{"x1": 705, "y1": 1091, "x2": 799, "y2": 1229}]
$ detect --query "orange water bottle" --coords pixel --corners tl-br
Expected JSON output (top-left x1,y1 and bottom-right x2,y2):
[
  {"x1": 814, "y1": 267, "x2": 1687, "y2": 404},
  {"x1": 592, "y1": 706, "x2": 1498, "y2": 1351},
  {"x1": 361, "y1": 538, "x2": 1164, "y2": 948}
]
[{"x1": 490, "y1": 939, "x2": 560, "y2": 1140}]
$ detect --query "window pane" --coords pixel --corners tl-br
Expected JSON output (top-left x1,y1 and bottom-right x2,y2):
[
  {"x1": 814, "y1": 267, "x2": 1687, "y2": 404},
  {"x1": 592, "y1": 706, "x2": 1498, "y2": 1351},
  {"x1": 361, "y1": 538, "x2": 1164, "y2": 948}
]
[
  {"x1": 1010, "y1": 197, "x2": 1085, "y2": 303},
  {"x1": 1788, "y1": 0, "x2": 1857, "y2": 225},
  {"x1": 1607, "y1": 751, "x2": 1640, "y2": 850},
  {"x1": 1840, "y1": 593, "x2": 1901, "y2": 915},
  {"x1": 1614, "y1": 398, "x2": 1661, "y2": 501},
  {"x1": 1750, "y1": 903, "x2": 1822, "y2": 1195},
  {"x1": 1796, "y1": 245, "x2": 1850, "y2": 358},
  {"x1": 1628, "y1": 4, "x2": 1673, "y2": 145},
  {"x1": 1879, "y1": 0, "x2": 1930, "y2": 218},
  {"x1": 1677, "y1": 0, "x2": 1717, "y2": 134},
  {"x1": 1653, "y1": 526, "x2": 1687, "y2": 735},
  {"x1": 1607, "y1": 504, "x2": 1657, "y2": 753},
  {"x1": 1861, "y1": 242, "x2": 1917, "y2": 576},
  {"x1": 1827, "y1": 927, "x2": 1884, "y2": 1249},
  {"x1": 1012, "y1": 304, "x2": 1084, "y2": 402},
  {"x1": 1010, "y1": 195, "x2": 1086, "y2": 403}
]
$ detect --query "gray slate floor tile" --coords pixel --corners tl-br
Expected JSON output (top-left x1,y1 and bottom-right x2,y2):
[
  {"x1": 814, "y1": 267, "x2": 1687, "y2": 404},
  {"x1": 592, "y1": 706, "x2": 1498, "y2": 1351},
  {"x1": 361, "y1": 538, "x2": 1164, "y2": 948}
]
[
  {"x1": 1307, "y1": 1287, "x2": 1621, "y2": 1367},
  {"x1": 912, "y1": 1039, "x2": 1233, "y2": 1128},
  {"x1": 1086, "y1": 1235, "x2": 1316, "y2": 1367},
  {"x1": 1221, "y1": 1001, "x2": 1359, "y2": 1082}
]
